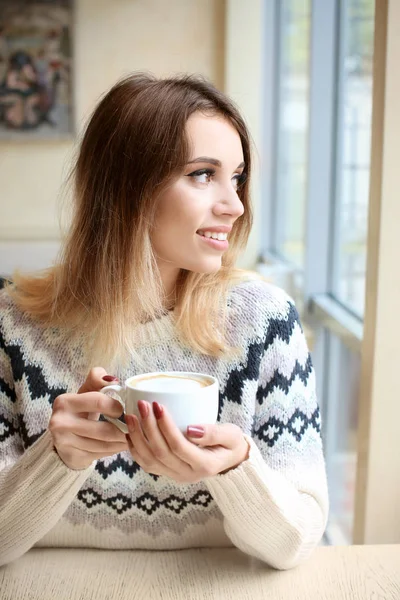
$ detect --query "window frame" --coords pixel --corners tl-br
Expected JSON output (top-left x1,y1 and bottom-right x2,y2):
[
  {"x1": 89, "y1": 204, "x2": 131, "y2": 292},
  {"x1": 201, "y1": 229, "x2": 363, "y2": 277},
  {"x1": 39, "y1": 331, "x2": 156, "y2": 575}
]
[
  {"x1": 260, "y1": 0, "x2": 363, "y2": 358},
  {"x1": 260, "y1": 0, "x2": 375, "y2": 546},
  {"x1": 266, "y1": 0, "x2": 312, "y2": 269}
]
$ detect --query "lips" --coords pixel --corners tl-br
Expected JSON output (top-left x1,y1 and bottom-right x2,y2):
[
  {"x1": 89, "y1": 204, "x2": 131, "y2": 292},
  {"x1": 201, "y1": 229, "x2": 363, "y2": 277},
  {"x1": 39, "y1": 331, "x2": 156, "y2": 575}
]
[
  {"x1": 197, "y1": 225, "x2": 232, "y2": 235},
  {"x1": 196, "y1": 232, "x2": 229, "y2": 251},
  {"x1": 195, "y1": 225, "x2": 232, "y2": 251},
  {"x1": 197, "y1": 231, "x2": 228, "y2": 241}
]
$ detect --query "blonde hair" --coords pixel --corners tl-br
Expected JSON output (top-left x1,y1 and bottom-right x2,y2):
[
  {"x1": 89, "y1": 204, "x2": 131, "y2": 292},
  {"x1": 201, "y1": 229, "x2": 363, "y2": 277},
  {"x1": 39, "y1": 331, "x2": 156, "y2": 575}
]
[{"x1": 7, "y1": 73, "x2": 255, "y2": 371}]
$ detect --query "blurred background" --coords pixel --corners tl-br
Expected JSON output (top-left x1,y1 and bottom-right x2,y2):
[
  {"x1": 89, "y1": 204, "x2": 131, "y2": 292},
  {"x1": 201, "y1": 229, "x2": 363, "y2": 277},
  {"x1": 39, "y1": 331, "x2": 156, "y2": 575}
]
[{"x1": 0, "y1": 0, "x2": 398, "y2": 547}]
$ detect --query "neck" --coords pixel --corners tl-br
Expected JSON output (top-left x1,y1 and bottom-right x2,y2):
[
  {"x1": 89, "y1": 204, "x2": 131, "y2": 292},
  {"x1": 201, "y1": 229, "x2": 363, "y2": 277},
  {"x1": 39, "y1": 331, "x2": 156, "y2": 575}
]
[
  {"x1": 163, "y1": 290, "x2": 177, "y2": 311},
  {"x1": 158, "y1": 263, "x2": 180, "y2": 310}
]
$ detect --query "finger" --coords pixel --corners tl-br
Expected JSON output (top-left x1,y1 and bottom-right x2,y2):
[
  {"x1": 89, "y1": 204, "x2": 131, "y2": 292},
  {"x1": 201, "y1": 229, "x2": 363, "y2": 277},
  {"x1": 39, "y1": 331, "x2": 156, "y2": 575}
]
[
  {"x1": 186, "y1": 423, "x2": 242, "y2": 449},
  {"x1": 136, "y1": 401, "x2": 192, "y2": 472},
  {"x1": 53, "y1": 414, "x2": 127, "y2": 443},
  {"x1": 125, "y1": 433, "x2": 158, "y2": 475},
  {"x1": 126, "y1": 415, "x2": 188, "y2": 479},
  {"x1": 69, "y1": 434, "x2": 128, "y2": 455},
  {"x1": 53, "y1": 392, "x2": 123, "y2": 418},
  {"x1": 126, "y1": 414, "x2": 161, "y2": 466},
  {"x1": 78, "y1": 367, "x2": 118, "y2": 394},
  {"x1": 153, "y1": 405, "x2": 204, "y2": 467},
  {"x1": 126, "y1": 435, "x2": 184, "y2": 481},
  {"x1": 187, "y1": 423, "x2": 250, "y2": 473}
]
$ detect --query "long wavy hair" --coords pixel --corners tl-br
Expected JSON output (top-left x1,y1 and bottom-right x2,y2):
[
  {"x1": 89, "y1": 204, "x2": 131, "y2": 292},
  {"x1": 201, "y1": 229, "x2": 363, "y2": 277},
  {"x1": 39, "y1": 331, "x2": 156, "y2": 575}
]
[{"x1": 7, "y1": 73, "x2": 255, "y2": 370}]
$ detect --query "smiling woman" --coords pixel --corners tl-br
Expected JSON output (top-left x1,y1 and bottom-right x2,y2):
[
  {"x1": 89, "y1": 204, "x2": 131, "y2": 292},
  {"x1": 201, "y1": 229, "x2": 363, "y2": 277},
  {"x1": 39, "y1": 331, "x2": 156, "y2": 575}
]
[
  {"x1": 0, "y1": 73, "x2": 328, "y2": 570},
  {"x1": 7, "y1": 73, "x2": 254, "y2": 364}
]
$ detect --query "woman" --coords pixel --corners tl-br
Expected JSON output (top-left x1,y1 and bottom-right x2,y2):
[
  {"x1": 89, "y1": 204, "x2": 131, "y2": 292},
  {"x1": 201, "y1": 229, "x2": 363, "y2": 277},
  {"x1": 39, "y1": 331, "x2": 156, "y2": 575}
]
[{"x1": 0, "y1": 73, "x2": 328, "y2": 569}]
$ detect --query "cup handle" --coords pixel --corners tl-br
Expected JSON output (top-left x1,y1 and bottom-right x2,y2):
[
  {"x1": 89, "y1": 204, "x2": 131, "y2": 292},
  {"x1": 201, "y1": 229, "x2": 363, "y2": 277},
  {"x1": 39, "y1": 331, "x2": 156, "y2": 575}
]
[{"x1": 100, "y1": 384, "x2": 129, "y2": 434}]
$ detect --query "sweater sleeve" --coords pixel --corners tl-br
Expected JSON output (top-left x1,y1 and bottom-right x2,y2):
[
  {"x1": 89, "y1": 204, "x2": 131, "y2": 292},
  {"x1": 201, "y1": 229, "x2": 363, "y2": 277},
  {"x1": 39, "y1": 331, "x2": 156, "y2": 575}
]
[
  {"x1": 205, "y1": 296, "x2": 329, "y2": 570},
  {"x1": 0, "y1": 346, "x2": 93, "y2": 567}
]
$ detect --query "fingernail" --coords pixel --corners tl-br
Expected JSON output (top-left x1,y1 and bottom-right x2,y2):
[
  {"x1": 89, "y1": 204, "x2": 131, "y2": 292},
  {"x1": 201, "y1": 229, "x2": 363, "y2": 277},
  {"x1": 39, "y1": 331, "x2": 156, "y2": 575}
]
[
  {"x1": 187, "y1": 426, "x2": 205, "y2": 439},
  {"x1": 102, "y1": 375, "x2": 118, "y2": 382},
  {"x1": 152, "y1": 402, "x2": 163, "y2": 420},
  {"x1": 125, "y1": 414, "x2": 135, "y2": 433},
  {"x1": 138, "y1": 400, "x2": 149, "y2": 420}
]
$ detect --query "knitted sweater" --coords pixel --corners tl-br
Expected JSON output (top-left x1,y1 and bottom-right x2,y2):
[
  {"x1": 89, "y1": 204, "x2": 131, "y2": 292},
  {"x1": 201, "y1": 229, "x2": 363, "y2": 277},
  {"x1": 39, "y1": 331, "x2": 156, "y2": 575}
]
[{"x1": 0, "y1": 280, "x2": 328, "y2": 569}]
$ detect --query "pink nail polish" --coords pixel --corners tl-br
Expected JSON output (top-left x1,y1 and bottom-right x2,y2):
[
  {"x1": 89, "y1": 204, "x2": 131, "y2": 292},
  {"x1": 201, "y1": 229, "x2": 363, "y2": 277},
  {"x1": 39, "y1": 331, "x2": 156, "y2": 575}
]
[
  {"x1": 138, "y1": 400, "x2": 149, "y2": 420},
  {"x1": 102, "y1": 375, "x2": 118, "y2": 382},
  {"x1": 187, "y1": 426, "x2": 205, "y2": 439}
]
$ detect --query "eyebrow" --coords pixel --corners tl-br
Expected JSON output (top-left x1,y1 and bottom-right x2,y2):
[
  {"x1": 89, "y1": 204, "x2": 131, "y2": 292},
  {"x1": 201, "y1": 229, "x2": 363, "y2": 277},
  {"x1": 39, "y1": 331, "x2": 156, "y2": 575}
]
[{"x1": 187, "y1": 157, "x2": 245, "y2": 169}]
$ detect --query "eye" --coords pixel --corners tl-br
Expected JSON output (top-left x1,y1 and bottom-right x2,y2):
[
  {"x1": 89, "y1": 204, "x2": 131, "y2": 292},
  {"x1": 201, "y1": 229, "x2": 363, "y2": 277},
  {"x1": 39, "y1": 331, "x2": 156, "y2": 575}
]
[
  {"x1": 186, "y1": 168, "x2": 215, "y2": 184},
  {"x1": 232, "y1": 172, "x2": 247, "y2": 191}
]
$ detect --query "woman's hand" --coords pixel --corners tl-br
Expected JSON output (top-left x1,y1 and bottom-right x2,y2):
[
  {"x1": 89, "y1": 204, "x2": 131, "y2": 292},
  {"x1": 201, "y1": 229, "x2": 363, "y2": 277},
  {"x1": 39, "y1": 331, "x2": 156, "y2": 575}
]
[
  {"x1": 125, "y1": 401, "x2": 250, "y2": 483},
  {"x1": 49, "y1": 367, "x2": 129, "y2": 471}
]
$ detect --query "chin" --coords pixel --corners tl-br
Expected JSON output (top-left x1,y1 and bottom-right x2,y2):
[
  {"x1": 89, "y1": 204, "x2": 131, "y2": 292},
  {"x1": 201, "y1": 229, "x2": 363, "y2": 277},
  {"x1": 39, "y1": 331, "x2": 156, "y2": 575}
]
[{"x1": 186, "y1": 259, "x2": 222, "y2": 274}]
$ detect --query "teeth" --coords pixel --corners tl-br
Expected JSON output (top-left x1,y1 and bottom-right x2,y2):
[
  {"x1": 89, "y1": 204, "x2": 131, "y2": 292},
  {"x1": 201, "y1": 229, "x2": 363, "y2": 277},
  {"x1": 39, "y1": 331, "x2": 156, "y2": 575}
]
[{"x1": 201, "y1": 231, "x2": 228, "y2": 241}]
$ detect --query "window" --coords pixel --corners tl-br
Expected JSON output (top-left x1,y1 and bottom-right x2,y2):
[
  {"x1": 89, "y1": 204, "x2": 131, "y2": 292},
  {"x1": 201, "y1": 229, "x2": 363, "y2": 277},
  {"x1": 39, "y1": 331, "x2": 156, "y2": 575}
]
[
  {"x1": 272, "y1": 0, "x2": 311, "y2": 268},
  {"x1": 262, "y1": 0, "x2": 376, "y2": 544},
  {"x1": 323, "y1": 332, "x2": 360, "y2": 544},
  {"x1": 331, "y1": 0, "x2": 375, "y2": 317}
]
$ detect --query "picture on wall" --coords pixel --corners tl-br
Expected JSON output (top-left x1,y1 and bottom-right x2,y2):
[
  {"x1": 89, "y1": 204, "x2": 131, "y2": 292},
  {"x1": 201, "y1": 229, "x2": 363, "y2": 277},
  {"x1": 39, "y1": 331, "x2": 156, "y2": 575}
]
[{"x1": 0, "y1": 0, "x2": 73, "y2": 140}]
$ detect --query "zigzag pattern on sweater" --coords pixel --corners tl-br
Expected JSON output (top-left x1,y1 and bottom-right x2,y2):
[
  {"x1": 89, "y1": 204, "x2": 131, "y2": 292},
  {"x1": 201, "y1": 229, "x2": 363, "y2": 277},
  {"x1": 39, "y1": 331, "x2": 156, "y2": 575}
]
[
  {"x1": 254, "y1": 406, "x2": 321, "y2": 447},
  {"x1": 77, "y1": 487, "x2": 213, "y2": 516},
  {"x1": 256, "y1": 355, "x2": 313, "y2": 403}
]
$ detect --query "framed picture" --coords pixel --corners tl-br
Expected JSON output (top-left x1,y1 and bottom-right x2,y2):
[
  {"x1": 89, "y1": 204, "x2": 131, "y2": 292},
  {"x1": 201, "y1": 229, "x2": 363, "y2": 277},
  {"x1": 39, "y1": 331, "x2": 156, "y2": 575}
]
[{"x1": 0, "y1": 0, "x2": 73, "y2": 140}]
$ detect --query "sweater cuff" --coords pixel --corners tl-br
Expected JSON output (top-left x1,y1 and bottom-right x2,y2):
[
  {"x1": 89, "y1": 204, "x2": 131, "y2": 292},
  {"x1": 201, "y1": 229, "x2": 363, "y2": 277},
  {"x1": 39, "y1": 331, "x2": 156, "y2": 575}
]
[
  {"x1": 0, "y1": 430, "x2": 95, "y2": 566},
  {"x1": 203, "y1": 435, "x2": 327, "y2": 569},
  {"x1": 205, "y1": 434, "x2": 301, "y2": 511}
]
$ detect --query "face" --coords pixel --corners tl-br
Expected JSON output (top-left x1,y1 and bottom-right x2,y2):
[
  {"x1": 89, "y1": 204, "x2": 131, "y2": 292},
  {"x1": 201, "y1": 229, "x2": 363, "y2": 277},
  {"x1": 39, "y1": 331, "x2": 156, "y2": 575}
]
[{"x1": 151, "y1": 112, "x2": 246, "y2": 296}]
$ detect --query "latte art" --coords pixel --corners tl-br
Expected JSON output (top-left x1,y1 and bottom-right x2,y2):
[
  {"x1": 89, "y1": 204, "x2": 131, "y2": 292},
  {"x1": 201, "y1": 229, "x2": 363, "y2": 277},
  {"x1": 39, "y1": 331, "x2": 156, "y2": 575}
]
[{"x1": 128, "y1": 373, "x2": 210, "y2": 393}]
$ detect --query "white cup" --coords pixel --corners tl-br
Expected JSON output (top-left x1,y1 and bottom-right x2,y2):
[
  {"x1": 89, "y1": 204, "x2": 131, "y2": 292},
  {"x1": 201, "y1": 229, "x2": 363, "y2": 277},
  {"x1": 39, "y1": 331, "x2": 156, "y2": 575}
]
[{"x1": 101, "y1": 371, "x2": 219, "y2": 434}]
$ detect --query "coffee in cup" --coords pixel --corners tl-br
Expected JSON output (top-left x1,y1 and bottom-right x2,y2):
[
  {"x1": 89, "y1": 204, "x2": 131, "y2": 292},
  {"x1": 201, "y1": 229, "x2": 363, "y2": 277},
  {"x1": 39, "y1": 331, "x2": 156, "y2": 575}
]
[
  {"x1": 128, "y1": 373, "x2": 211, "y2": 392},
  {"x1": 101, "y1": 371, "x2": 218, "y2": 434}
]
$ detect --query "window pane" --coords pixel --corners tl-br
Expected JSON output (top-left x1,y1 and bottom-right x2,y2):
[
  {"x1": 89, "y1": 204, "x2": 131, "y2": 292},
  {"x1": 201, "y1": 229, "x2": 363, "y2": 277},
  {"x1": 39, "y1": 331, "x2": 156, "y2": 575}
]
[
  {"x1": 323, "y1": 332, "x2": 360, "y2": 545},
  {"x1": 332, "y1": 0, "x2": 375, "y2": 316},
  {"x1": 273, "y1": 0, "x2": 311, "y2": 268}
]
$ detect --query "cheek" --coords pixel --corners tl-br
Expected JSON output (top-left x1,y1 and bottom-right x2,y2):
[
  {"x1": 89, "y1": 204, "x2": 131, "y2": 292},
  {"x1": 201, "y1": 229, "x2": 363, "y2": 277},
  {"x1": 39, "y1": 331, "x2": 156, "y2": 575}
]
[
  {"x1": 155, "y1": 186, "x2": 206, "y2": 234},
  {"x1": 154, "y1": 209, "x2": 191, "y2": 241}
]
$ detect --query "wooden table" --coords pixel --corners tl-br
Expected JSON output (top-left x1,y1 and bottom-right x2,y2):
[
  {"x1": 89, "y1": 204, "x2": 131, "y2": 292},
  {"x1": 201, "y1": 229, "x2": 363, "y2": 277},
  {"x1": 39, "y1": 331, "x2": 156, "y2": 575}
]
[{"x1": 0, "y1": 545, "x2": 399, "y2": 600}]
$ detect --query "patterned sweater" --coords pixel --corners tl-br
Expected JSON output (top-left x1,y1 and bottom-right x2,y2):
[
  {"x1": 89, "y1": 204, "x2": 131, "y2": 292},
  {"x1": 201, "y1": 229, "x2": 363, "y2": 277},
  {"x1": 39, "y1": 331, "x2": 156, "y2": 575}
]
[{"x1": 0, "y1": 280, "x2": 328, "y2": 569}]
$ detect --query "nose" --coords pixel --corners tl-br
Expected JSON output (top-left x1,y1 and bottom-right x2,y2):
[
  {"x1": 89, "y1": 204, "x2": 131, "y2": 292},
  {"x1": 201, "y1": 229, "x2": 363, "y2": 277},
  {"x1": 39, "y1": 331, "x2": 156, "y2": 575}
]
[{"x1": 213, "y1": 185, "x2": 245, "y2": 219}]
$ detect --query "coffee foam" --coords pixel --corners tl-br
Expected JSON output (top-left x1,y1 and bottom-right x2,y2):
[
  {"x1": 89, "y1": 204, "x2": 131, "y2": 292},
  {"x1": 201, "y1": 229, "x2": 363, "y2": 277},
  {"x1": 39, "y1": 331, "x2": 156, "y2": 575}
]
[{"x1": 129, "y1": 374, "x2": 209, "y2": 393}]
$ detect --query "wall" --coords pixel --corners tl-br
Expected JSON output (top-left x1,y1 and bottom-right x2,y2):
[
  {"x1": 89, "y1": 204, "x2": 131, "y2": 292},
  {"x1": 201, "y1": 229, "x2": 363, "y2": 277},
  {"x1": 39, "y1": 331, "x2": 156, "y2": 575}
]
[
  {"x1": 0, "y1": 0, "x2": 225, "y2": 272},
  {"x1": 354, "y1": 0, "x2": 400, "y2": 543},
  {"x1": 224, "y1": 0, "x2": 264, "y2": 269}
]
